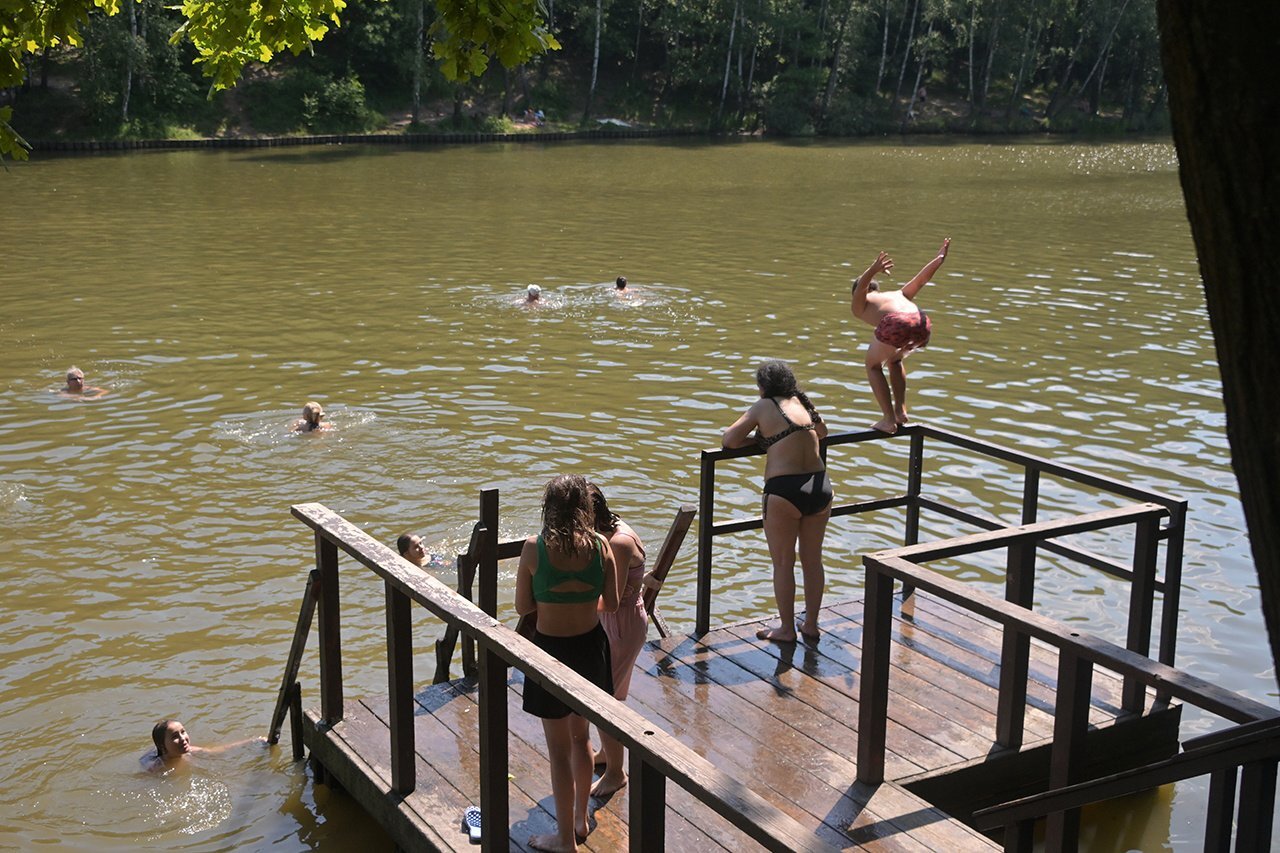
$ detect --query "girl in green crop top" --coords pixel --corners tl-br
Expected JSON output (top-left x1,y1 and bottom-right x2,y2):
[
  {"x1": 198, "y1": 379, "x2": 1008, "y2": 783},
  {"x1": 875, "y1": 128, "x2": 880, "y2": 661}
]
[{"x1": 514, "y1": 474, "x2": 620, "y2": 851}]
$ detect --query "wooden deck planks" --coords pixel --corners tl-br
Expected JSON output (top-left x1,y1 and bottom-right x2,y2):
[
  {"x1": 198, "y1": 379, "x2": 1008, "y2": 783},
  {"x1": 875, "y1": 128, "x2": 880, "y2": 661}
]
[{"x1": 301, "y1": 594, "x2": 1179, "y2": 852}]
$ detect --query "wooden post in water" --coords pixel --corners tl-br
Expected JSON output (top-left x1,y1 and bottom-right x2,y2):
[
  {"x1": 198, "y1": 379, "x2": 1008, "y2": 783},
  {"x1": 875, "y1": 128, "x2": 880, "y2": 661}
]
[
  {"x1": 1044, "y1": 650, "x2": 1092, "y2": 851},
  {"x1": 316, "y1": 532, "x2": 343, "y2": 725}
]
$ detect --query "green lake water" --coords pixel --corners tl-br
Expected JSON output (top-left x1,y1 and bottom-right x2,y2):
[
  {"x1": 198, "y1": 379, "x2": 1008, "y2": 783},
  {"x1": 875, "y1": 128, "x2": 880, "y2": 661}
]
[{"x1": 0, "y1": 137, "x2": 1269, "y2": 849}]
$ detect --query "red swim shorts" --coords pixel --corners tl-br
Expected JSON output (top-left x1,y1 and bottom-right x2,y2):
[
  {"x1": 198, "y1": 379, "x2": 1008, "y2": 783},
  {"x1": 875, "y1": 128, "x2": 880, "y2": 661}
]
[{"x1": 874, "y1": 309, "x2": 932, "y2": 350}]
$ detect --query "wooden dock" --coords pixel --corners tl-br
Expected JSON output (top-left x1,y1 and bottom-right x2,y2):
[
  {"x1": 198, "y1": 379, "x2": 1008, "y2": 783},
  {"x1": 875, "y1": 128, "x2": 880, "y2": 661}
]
[
  {"x1": 301, "y1": 592, "x2": 1180, "y2": 851},
  {"x1": 277, "y1": 426, "x2": 1280, "y2": 852}
]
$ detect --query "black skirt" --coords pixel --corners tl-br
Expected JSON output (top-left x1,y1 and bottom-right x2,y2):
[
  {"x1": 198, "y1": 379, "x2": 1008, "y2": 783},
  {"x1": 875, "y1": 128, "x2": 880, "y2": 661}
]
[{"x1": 521, "y1": 622, "x2": 614, "y2": 719}]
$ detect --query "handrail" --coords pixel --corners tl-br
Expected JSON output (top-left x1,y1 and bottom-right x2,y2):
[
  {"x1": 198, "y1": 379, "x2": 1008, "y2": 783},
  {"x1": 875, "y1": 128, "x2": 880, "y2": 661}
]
[
  {"x1": 696, "y1": 423, "x2": 1188, "y2": 681},
  {"x1": 857, "y1": 511, "x2": 1278, "y2": 852},
  {"x1": 291, "y1": 501, "x2": 836, "y2": 852},
  {"x1": 971, "y1": 716, "x2": 1280, "y2": 829}
]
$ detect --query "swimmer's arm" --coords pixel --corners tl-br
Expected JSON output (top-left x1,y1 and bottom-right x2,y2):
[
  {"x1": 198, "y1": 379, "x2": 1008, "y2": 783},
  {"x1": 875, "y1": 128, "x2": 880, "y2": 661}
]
[
  {"x1": 902, "y1": 237, "x2": 950, "y2": 300},
  {"x1": 722, "y1": 402, "x2": 762, "y2": 449},
  {"x1": 515, "y1": 537, "x2": 538, "y2": 616},
  {"x1": 200, "y1": 737, "x2": 269, "y2": 755}
]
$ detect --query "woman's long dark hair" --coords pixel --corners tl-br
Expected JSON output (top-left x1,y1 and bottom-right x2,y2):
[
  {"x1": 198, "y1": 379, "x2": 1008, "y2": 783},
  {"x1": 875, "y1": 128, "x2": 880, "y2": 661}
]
[
  {"x1": 541, "y1": 474, "x2": 595, "y2": 556},
  {"x1": 756, "y1": 359, "x2": 820, "y2": 419},
  {"x1": 586, "y1": 481, "x2": 620, "y2": 535}
]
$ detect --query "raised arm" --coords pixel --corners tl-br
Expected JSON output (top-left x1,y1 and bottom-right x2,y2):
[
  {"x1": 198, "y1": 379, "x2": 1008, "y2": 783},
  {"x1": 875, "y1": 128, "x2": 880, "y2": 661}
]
[
  {"x1": 851, "y1": 251, "x2": 894, "y2": 317},
  {"x1": 901, "y1": 237, "x2": 950, "y2": 300}
]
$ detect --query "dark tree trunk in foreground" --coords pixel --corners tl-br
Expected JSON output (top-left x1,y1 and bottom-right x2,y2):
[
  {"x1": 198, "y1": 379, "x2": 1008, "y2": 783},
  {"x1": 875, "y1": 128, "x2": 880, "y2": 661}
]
[{"x1": 1158, "y1": 1, "x2": 1280, "y2": 687}]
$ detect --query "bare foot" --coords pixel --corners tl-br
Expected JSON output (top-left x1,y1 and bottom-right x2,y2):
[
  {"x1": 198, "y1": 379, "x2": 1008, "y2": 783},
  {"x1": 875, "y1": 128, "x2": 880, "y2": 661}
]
[
  {"x1": 871, "y1": 418, "x2": 898, "y2": 435},
  {"x1": 798, "y1": 621, "x2": 820, "y2": 642},
  {"x1": 528, "y1": 833, "x2": 576, "y2": 852},
  {"x1": 894, "y1": 407, "x2": 910, "y2": 426},
  {"x1": 590, "y1": 772, "x2": 628, "y2": 798},
  {"x1": 757, "y1": 625, "x2": 798, "y2": 642}
]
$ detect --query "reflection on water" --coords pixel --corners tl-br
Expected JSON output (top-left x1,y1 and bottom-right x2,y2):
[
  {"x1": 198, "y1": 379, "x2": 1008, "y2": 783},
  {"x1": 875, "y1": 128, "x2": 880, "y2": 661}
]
[{"x1": 0, "y1": 138, "x2": 1270, "y2": 849}]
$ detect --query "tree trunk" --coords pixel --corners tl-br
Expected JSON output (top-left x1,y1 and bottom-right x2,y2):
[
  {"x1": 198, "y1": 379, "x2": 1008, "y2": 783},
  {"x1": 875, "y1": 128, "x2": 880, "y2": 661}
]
[
  {"x1": 876, "y1": 0, "x2": 891, "y2": 93},
  {"x1": 122, "y1": 1, "x2": 137, "y2": 122},
  {"x1": 821, "y1": 0, "x2": 854, "y2": 121},
  {"x1": 1044, "y1": 20, "x2": 1087, "y2": 118},
  {"x1": 894, "y1": 0, "x2": 919, "y2": 106},
  {"x1": 1007, "y1": 2, "x2": 1039, "y2": 118},
  {"x1": 967, "y1": 0, "x2": 977, "y2": 116},
  {"x1": 412, "y1": 1, "x2": 424, "y2": 124},
  {"x1": 583, "y1": 0, "x2": 603, "y2": 123},
  {"x1": 1157, "y1": 0, "x2": 1280, "y2": 687},
  {"x1": 903, "y1": 16, "x2": 933, "y2": 125},
  {"x1": 632, "y1": 0, "x2": 644, "y2": 81},
  {"x1": 981, "y1": 16, "x2": 1000, "y2": 109},
  {"x1": 717, "y1": 0, "x2": 739, "y2": 128},
  {"x1": 1067, "y1": 0, "x2": 1131, "y2": 118}
]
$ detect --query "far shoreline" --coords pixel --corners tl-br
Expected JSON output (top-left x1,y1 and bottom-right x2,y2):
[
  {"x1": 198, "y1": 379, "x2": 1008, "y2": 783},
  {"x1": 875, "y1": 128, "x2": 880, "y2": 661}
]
[{"x1": 23, "y1": 125, "x2": 1173, "y2": 157}]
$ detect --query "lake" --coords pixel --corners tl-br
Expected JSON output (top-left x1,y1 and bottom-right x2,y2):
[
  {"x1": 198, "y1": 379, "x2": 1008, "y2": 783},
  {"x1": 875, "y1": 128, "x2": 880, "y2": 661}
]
[{"x1": 0, "y1": 136, "x2": 1268, "y2": 849}]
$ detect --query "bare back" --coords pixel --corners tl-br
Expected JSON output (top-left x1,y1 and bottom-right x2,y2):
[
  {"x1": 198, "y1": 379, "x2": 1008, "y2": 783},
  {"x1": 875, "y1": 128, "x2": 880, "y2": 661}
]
[
  {"x1": 753, "y1": 396, "x2": 827, "y2": 480},
  {"x1": 855, "y1": 289, "x2": 916, "y2": 326}
]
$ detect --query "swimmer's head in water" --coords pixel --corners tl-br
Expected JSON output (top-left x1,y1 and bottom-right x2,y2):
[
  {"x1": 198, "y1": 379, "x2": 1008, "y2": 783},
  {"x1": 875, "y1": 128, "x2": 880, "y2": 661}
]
[
  {"x1": 65, "y1": 366, "x2": 84, "y2": 391},
  {"x1": 153, "y1": 719, "x2": 191, "y2": 758},
  {"x1": 397, "y1": 532, "x2": 427, "y2": 567},
  {"x1": 526, "y1": 284, "x2": 541, "y2": 300},
  {"x1": 615, "y1": 276, "x2": 627, "y2": 290},
  {"x1": 302, "y1": 402, "x2": 324, "y2": 427}
]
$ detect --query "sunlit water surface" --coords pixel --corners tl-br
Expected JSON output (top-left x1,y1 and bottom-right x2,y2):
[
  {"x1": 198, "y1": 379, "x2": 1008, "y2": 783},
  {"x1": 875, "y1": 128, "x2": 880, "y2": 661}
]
[{"x1": 0, "y1": 138, "x2": 1268, "y2": 850}]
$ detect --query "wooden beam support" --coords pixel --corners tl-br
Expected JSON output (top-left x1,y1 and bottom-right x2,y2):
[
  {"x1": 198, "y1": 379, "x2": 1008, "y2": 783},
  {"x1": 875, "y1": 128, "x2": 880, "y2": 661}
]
[
  {"x1": 386, "y1": 581, "x2": 415, "y2": 795},
  {"x1": 316, "y1": 531, "x2": 343, "y2": 725}
]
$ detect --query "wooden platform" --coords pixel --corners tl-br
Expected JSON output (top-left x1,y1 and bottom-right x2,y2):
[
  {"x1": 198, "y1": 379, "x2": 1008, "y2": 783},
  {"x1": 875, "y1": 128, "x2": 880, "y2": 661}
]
[{"x1": 301, "y1": 592, "x2": 1181, "y2": 851}]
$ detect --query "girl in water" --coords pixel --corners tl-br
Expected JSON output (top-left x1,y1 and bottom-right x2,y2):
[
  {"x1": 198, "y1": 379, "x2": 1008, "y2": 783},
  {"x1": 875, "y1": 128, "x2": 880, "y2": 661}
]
[
  {"x1": 292, "y1": 401, "x2": 329, "y2": 433},
  {"x1": 141, "y1": 719, "x2": 265, "y2": 773},
  {"x1": 515, "y1": 474, "x2": 620, "y2": 852}
]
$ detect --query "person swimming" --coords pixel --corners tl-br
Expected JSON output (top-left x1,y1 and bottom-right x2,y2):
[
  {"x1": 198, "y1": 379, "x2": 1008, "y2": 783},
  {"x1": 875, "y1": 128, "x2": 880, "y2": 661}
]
[
  {"x1": 292, "y1": 401, "x2": 329, "y2": 433},
  {"x1": 60, "y1": 366, "x2": 107, "y2": 398},
  {"x1": 396, "y1": 532, "x2": 451, "y2": 569},
  {"x1": 141, "y1": 719, "x2": 266, "y2": 773}
]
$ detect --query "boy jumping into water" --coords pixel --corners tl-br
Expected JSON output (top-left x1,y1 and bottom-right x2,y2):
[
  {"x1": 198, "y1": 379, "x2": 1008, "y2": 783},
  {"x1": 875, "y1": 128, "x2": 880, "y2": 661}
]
[{"x1": 850, "y1": 238, "x2": 951, "y2": 434}]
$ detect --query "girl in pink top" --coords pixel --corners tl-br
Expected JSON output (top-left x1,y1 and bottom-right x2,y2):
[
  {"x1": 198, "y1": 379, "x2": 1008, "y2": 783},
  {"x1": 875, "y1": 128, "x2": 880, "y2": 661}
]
[{"x1": 586, "y1": 482, "x2": 648, "y2": 797}]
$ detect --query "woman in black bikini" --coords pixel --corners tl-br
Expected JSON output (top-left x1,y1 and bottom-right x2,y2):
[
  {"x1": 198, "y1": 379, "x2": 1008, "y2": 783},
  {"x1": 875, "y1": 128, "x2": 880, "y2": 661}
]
[{"x1": 722, "y1": 360, "x2": 832, "y2": 643}]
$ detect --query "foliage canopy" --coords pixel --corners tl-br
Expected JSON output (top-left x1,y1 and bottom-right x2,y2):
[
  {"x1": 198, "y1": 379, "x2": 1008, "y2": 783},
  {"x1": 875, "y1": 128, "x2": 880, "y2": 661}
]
[{"x1": 0, "y1": 0, "x2": 559, "y2": 159}]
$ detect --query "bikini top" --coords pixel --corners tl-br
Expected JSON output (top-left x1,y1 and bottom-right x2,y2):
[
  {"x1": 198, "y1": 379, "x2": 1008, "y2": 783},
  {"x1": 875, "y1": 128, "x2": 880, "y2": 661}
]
[
  {"x1": 758, "y1": 397, "x2": 818, "y2": 448},
  {"x1": 533, "y1": 534, "x2": 606, "y2": 604}
]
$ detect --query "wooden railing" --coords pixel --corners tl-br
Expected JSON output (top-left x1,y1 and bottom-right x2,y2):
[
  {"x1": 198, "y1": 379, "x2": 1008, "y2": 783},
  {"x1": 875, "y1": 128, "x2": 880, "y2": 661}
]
[
  {"x1": 279, "y1": 500, "x2": 834, "y2": 853},
  {"x1": 697, "y1": 424, "x2": 1188, "y2": 679},
  {"x1": 855, "y1": 506, "x2": 1280, "y2": 852}
]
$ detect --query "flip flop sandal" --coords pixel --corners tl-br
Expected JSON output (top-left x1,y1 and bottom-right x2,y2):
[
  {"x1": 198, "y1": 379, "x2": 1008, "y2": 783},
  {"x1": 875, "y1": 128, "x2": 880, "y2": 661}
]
[{"x1": 462, "y1": 806, "x2": 482, "y2": 844}]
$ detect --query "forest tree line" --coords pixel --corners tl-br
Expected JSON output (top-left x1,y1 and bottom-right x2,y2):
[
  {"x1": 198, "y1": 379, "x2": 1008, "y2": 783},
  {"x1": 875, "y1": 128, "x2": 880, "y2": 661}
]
[{"x1": 7, "y1": 0, "x2": 1167, "y2": 140}]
